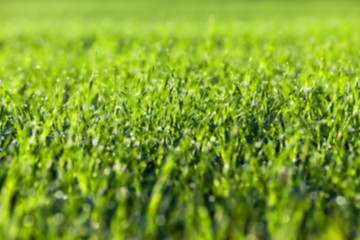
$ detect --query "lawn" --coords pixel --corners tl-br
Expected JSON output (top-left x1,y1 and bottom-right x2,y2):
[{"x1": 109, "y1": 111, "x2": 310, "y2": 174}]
[{"x1": 1, "y1": 0, "x2": 360, "y2": 239}]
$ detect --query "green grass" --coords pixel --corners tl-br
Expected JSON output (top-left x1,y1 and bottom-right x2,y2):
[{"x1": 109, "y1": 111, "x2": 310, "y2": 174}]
[{"x1": 1, "y1": 1, "x2": 360, "y2": 239}]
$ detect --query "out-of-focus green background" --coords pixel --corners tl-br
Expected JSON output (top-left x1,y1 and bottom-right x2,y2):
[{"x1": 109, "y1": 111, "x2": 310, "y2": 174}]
[{"x1": 1, "y1": 0, "x2": 360, "y2": 21}]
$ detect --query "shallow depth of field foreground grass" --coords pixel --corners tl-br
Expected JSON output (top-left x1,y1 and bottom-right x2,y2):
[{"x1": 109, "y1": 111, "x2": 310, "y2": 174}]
[{"x1": 1, "y1": 0, "x2": 360, "y2": 239}]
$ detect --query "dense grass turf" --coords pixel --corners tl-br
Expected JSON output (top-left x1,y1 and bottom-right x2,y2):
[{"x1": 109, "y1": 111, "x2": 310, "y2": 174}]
[{"x1": 1, "y1": 1, "x2": 360, "y2": 239}]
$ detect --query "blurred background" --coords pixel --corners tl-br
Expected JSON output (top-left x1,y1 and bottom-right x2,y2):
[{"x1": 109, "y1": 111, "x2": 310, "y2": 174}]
[{"x1": 1, "y1": 0, "x2": 359, "y2": 22}]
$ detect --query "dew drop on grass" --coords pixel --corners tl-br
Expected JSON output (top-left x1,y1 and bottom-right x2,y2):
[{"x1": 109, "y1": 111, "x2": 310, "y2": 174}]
[
  {"x1": 156, "y1": 215, "x2": 166, "y2": 226},
  {"x1": 23, "y1": 215, "x2": 34, "y2": 227},
  {"x1": 54, "y1": 190, "x2": 64, "y2": 199},
  {"x1": 336, "y1": 196, "x2": 346, "y2": 206}
]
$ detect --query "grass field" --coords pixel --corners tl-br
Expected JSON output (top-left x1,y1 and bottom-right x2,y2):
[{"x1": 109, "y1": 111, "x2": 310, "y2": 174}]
[{"x1": 1, "y1": 0, "x2": 360, "y2": 239}]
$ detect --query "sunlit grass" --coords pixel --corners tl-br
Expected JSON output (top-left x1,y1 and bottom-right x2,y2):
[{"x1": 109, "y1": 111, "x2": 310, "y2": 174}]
[{"x1": 1, "y1": 1, "x2": 360, "y2": 239}]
